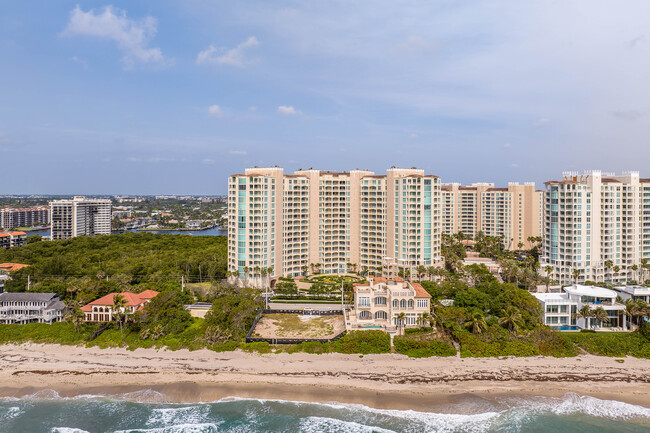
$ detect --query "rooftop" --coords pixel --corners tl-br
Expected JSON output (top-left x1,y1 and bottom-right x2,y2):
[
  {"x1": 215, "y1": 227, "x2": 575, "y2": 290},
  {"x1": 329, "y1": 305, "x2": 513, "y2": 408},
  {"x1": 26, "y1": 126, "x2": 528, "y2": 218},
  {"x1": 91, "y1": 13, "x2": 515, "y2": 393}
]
[
  {"x1": 564, "y1": 284, "x2": 618, "y2": 298},
  {"x1": 0, "y1": 292, "x2": 59, "y2": 303},
  {"x1": 613, "y1": 285, "x2": 650, "y2": 296}
]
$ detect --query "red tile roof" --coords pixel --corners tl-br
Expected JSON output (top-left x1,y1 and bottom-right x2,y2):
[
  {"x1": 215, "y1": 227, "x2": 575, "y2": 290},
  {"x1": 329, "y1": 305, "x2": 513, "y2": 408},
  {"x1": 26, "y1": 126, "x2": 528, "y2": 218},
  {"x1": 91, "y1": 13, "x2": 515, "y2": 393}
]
[
  {"x1": 373, "y1": 277, "x2": 388, "y2": 284},
  {"x1": 410, "y1": 282, "x2": 432, "y2": 298},
  {"x1": 0, "y1": 234, "x2": 9, "y2": 237},
  {"x1": 81, "y1": 291, "x2": 158, "y2": 312},
  {"x1": 9, "y1": 232, "x2": 26, "y2": 236},
  {"x1": 0, "y1": 263, "x2": 29, "y2": 272},
  {"x1": 137, "y1": 289, "x2": 159, "y2": 300}
]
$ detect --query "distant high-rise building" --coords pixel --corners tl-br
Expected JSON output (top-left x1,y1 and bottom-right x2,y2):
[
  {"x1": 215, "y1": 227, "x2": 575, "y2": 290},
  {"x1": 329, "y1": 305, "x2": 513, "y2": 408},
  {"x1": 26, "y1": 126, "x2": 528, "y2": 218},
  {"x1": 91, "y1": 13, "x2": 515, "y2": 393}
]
[
  {"x1": 50, "y1": 196, "x2": 112, "y2": 240},
  {"x1": 227, "y1": 167, "x2": 442, "y2": 286},
  {"x1": 540, "y1": 170, "x2": 650, "y2": 285},
  {"x1": 0, "y1": 206, "x2": 50, "y2": 229},
  {"x1": 441, "y1": 182, "x2": 543, "y2": 249}
]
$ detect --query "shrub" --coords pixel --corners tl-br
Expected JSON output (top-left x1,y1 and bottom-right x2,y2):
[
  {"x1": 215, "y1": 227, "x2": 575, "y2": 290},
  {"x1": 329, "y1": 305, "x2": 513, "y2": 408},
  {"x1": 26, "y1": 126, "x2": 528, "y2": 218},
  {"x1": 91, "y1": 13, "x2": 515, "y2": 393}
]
[
  {"x1": 332, "y1": 330, "x2": 390, "y2": 354},
  {"x1": 404, "y1": 327, "x2": 434, "y2": 335},
  {"x1": 394, "y1": 336, "x2": 456, "y2": 358},
  {"x1": 240, "y1": 341, "x2": 272, "y2": 354}
]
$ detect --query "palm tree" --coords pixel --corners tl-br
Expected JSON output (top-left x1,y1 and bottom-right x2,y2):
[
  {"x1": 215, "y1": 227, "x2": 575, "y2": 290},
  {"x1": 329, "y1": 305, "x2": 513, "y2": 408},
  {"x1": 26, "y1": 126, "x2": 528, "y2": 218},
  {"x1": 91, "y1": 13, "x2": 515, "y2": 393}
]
[
  {"x1": 612, "y1": 265, "x2": 620, "y2": 284},
  {"x1": 573, "y1": 305, "x2": 593, "y2": 329},
  {"x1": 642, "y1": 258, "x2": 649, "y2": 283},
  {"x1": 604, "y1": 260, "x2": 613, "y2": 283},
  {"x1": 591, "y1": 306, "x2": 610, "y2": 328},
  {"x1": 243, "y1": 266, "x2": 250, "y2": 284},
  {"x1": 64, "y1": 298, "x2": 85, "y2": 334},
  {"x1": 301, "y1": 265, "x2": 309, "y2": 277},
  {"x1": 572, "y1": 269, "x2": 581, "y2": 284},
  {"x1": 112, "y1": 294, "x2": 127, "y2": 341},
  {"x1": 396, "y1": 312, "x2": 407, "y2": 335},
  {"x1": 415, "y1": 265, "x2": 425, "y2": 281},
  {"x1": 631, "y1": 264, "x2": 639, "y2": 283},
  {"x1": 498, "y1": 307, "x2": 523, "y2": 334},
  {"x1": 464, "y1": 312, "x2": 487, "y2": 334},
  {"x1": 419, "y1": 312, "x2": 433, "y2": 328}
]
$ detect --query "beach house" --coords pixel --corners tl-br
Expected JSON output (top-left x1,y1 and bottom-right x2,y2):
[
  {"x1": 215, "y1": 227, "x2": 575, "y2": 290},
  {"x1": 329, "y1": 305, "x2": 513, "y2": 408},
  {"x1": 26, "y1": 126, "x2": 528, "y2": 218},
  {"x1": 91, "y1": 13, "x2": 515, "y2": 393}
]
[
  {"x1": 534, "y1": 284, "x2": 627, "y2": 330},
  {"x1": 612, "y1": 285, "x2": 650, "y2": 303},
  {"x1": 81, "y1": 290, "x2": 158, "y2": 323},
  {"x1": 0, "y1": 292, "x2": 65, "y2": 324},
  {"x1": 350, "y1": 277, "x2": 432, "y2": 331}
]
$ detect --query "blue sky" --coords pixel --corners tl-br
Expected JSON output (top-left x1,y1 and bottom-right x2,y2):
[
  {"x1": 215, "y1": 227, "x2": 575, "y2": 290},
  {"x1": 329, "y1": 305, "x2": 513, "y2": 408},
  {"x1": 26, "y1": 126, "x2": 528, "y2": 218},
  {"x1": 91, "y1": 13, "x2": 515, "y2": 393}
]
[{"x1": 2, "y1": 1, "x2": 650, "y2": 194}]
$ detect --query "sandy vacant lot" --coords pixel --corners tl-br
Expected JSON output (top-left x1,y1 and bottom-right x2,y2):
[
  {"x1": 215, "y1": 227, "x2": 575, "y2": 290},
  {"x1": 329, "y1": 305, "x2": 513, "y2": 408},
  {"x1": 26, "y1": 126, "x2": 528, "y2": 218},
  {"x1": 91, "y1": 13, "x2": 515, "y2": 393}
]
[{"x1": 252, "y1": 313, "x2": 345, "y2": 339}]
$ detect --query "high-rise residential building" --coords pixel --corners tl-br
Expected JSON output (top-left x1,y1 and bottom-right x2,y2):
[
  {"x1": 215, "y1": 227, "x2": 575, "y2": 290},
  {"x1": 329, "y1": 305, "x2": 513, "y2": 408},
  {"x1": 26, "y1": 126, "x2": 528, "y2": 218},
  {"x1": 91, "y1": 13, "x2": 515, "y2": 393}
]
[
  {"x1": 227, "y1": 167, "x2": 442, "y2": 286},
  {"x1": 50, "y1": 196, "x2": 112, "y2": 240},
  {"x1": 540, "y1": 170, "x2": 650, "y2": 285},
  {"x1": 0, "y1": 206, "x2": 50, "y2": 229},
  {"x1": 441, "y1": 182, "x2": 543, "y2": 249}
]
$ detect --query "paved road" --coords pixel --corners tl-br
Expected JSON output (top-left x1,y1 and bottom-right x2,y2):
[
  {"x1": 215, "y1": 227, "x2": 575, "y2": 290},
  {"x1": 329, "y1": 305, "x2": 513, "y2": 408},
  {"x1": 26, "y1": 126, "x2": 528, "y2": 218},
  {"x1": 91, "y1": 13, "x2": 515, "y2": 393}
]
[{"x1": 268, "y1": 302, "x2": 344, "y2": 311}]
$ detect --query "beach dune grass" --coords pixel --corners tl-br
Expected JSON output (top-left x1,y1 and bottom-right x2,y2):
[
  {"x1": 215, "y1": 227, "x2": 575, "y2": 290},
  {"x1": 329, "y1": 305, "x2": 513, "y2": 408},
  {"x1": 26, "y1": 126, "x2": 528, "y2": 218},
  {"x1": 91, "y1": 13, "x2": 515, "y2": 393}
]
[{"x1": 252, "y1": 313, "x2": 342, "y2": 339}]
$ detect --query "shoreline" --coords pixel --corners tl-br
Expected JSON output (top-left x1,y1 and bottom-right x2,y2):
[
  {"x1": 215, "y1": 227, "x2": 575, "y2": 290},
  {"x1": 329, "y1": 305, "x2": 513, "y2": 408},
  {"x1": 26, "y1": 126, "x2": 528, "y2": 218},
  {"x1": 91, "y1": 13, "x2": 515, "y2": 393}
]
[{"x1": 1, "y1": 344, "x2": 650, "y2": 411}]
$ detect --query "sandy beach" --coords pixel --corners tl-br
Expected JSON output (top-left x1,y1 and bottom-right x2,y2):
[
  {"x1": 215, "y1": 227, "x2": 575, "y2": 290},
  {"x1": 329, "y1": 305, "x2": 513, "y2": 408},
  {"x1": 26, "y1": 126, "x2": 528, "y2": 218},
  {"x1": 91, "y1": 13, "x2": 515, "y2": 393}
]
[{"x1": 1, "y1": 343, "x2": 649, "y2": 411}]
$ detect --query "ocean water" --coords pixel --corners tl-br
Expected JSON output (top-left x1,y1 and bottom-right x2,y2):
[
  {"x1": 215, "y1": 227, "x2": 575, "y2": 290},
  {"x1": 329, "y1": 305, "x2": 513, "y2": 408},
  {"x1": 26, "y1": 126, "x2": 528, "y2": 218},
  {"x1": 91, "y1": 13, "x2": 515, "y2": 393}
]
[{"x1": 0, "y1": 391, "x2": 649, "y2": 433}]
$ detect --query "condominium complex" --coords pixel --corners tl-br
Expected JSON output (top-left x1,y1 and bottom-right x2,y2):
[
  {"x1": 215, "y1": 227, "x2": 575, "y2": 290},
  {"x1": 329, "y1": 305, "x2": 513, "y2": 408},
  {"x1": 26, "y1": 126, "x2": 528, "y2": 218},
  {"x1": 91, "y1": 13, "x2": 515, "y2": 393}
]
[
  {"x1": 0, "y1": 206, "x2": 50, "y2": 229},
  {"x1": 540, "y1": 171, "x2": 650, "y2": 285},
  {"x1": 441, "y1": 182, "x2": 543, "y2": 249},
  {"x1": 227, "y1": 167, "x2": 442, "y2": 285},
  {"x1": 50, "y1": 196, "x2": 112, "y2": 240},
  {"x1": 0, "y1": 231, "x2": 26, "y2": 249},
  {"x1": 0, "y1": 292, "x2": 65, "y2": 325}
]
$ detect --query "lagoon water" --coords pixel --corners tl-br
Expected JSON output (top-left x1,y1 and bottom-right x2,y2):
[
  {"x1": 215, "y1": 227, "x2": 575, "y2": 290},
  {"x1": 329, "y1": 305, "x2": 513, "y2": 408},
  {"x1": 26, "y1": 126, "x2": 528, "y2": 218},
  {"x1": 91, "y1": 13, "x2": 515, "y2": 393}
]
[
  {"x1": 24, "y1": 228, "x2": 228, "y2": 237},
  {"x1": 1, "y1": 391, "x2": 649, "y2": 433}
]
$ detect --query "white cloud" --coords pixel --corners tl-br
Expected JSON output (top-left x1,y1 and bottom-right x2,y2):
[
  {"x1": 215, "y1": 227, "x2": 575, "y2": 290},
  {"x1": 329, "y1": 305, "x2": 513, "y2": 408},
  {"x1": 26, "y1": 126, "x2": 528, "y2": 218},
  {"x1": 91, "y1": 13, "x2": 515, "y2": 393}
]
[
  {"x1": 62, "y1": 5, "x2": 169, "y2": 68},
  {"x1": 208, "y1": 105, "x2": 223, "y2": 118},
  {"x1": 229, "y1": 150, "x2": 247, "y2": 155},
  {"x1": 409, "y1": 133, "x2": 418, "y2": 139},
  {"x1": 202, "y1": 158, "x2": 215, "y2": 164},
  {"x1": 510, "y1": 163, "x2": 519, "y2": 168},
  {"x1": 277, "y1": 105, "x2": 301, "y2": 116},
  {"x1": 533, "y1": 118, "x2": 550, "y2": 128},
  {"x1": 503, "y1": 143, "x2": 511, "y2": 149},
  {"x1": 196, "y1": 36, "x2": 259, "y2": 67},
  {"x1": 248, "y1": 106, "x2": 258, "y2": 112}
]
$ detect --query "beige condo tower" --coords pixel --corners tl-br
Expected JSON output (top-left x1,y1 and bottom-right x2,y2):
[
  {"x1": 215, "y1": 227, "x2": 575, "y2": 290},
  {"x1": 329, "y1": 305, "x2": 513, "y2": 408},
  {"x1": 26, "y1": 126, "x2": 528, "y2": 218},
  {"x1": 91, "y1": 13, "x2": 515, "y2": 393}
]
[
  {"x1": 227, "y1": 167, "x2": 442, "y2": 287},
  {"x1": 441, "y1": 182, "x2": 543, "y2": 250}
]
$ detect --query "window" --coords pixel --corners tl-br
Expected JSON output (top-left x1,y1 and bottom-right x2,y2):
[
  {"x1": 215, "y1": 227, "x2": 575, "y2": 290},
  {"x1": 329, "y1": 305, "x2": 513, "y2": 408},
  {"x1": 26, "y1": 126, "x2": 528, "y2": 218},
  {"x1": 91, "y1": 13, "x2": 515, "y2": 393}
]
[
  {"x1": 408, "y1": 299, "x2": 414, "y2": 308},
  {"x1": 393, "y1": 299, "x2": 399, "y2": 308},
  {"x1": 374, "y1": 297, "x2": 387, "y2": 305},
  {"x1": 417, "y1": 299, "x2": 428, "y2": 308},
  {"x1": 358, "y1": 297, "x2": 370, "y2": 307},
  {"x1": 374, "y1": 311, "x2": 388, "y2": 320},
  {"x1": 400, "y1": 299, "x2": 406, "y2": 308}
]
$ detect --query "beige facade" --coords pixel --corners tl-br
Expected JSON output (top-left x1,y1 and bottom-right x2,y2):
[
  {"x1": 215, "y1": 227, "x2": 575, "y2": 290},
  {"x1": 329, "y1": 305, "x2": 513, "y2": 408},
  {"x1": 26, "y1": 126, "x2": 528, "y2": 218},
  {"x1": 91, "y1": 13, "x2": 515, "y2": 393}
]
[
  {"x1": 441, "y1": 182, "x2": 543, "y2": 249},
  {"x1": 541, "y1": 170, "x2": 650, "y2": 285},
  {"x1": 227, "y1": 167, "x2": 442, "y2": 286},
  {"x1": 349, "y1": 277, "x2": 432, "y2": 331}
]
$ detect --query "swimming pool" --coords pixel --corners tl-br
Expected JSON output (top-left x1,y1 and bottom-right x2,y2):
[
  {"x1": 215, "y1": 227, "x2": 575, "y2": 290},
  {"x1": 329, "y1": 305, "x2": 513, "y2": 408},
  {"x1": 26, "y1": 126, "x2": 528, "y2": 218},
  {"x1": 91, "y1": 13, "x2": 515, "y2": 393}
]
[{"x1": 557, "y1": 325, "x2": 581, "y2": 331}]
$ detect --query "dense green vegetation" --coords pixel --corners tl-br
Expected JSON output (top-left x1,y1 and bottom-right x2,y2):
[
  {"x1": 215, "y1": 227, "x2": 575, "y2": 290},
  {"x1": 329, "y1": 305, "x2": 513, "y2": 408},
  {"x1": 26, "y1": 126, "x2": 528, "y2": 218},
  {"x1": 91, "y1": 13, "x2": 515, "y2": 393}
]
[
  {"x1": 0, "y1": 233, "x2": 228, "y2": 298},
  {"x1": 394, "y1": 333, "x2": 457, "y2": 357}
]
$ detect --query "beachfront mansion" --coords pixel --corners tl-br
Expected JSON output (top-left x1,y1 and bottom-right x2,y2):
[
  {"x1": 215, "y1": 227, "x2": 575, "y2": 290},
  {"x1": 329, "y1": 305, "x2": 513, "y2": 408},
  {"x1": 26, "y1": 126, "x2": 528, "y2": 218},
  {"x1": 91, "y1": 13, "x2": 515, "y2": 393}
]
[{"x1": 349, "y1": 277, "x2": 432, "y2": 331}]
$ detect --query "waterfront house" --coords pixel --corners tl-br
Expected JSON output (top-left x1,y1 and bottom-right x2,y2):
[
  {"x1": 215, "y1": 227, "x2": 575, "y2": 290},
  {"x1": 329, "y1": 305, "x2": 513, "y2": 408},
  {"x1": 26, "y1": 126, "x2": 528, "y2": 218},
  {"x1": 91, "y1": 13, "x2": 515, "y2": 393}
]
[
  {"x1": 350, "y1": 277, "x2": 432, "y2": 332},
  {"x1": 0, "y1": 292, "x2": 64, "y2": 324},
  {"x1": 534, "y1": 284, "x2": 627, "y2": 330},
  {"x1": 81, "y1": 290, "x2": 158, "y2": 323},
  {"x1": 613, "y1": 285, "x2": 650, "y2": 303}
]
